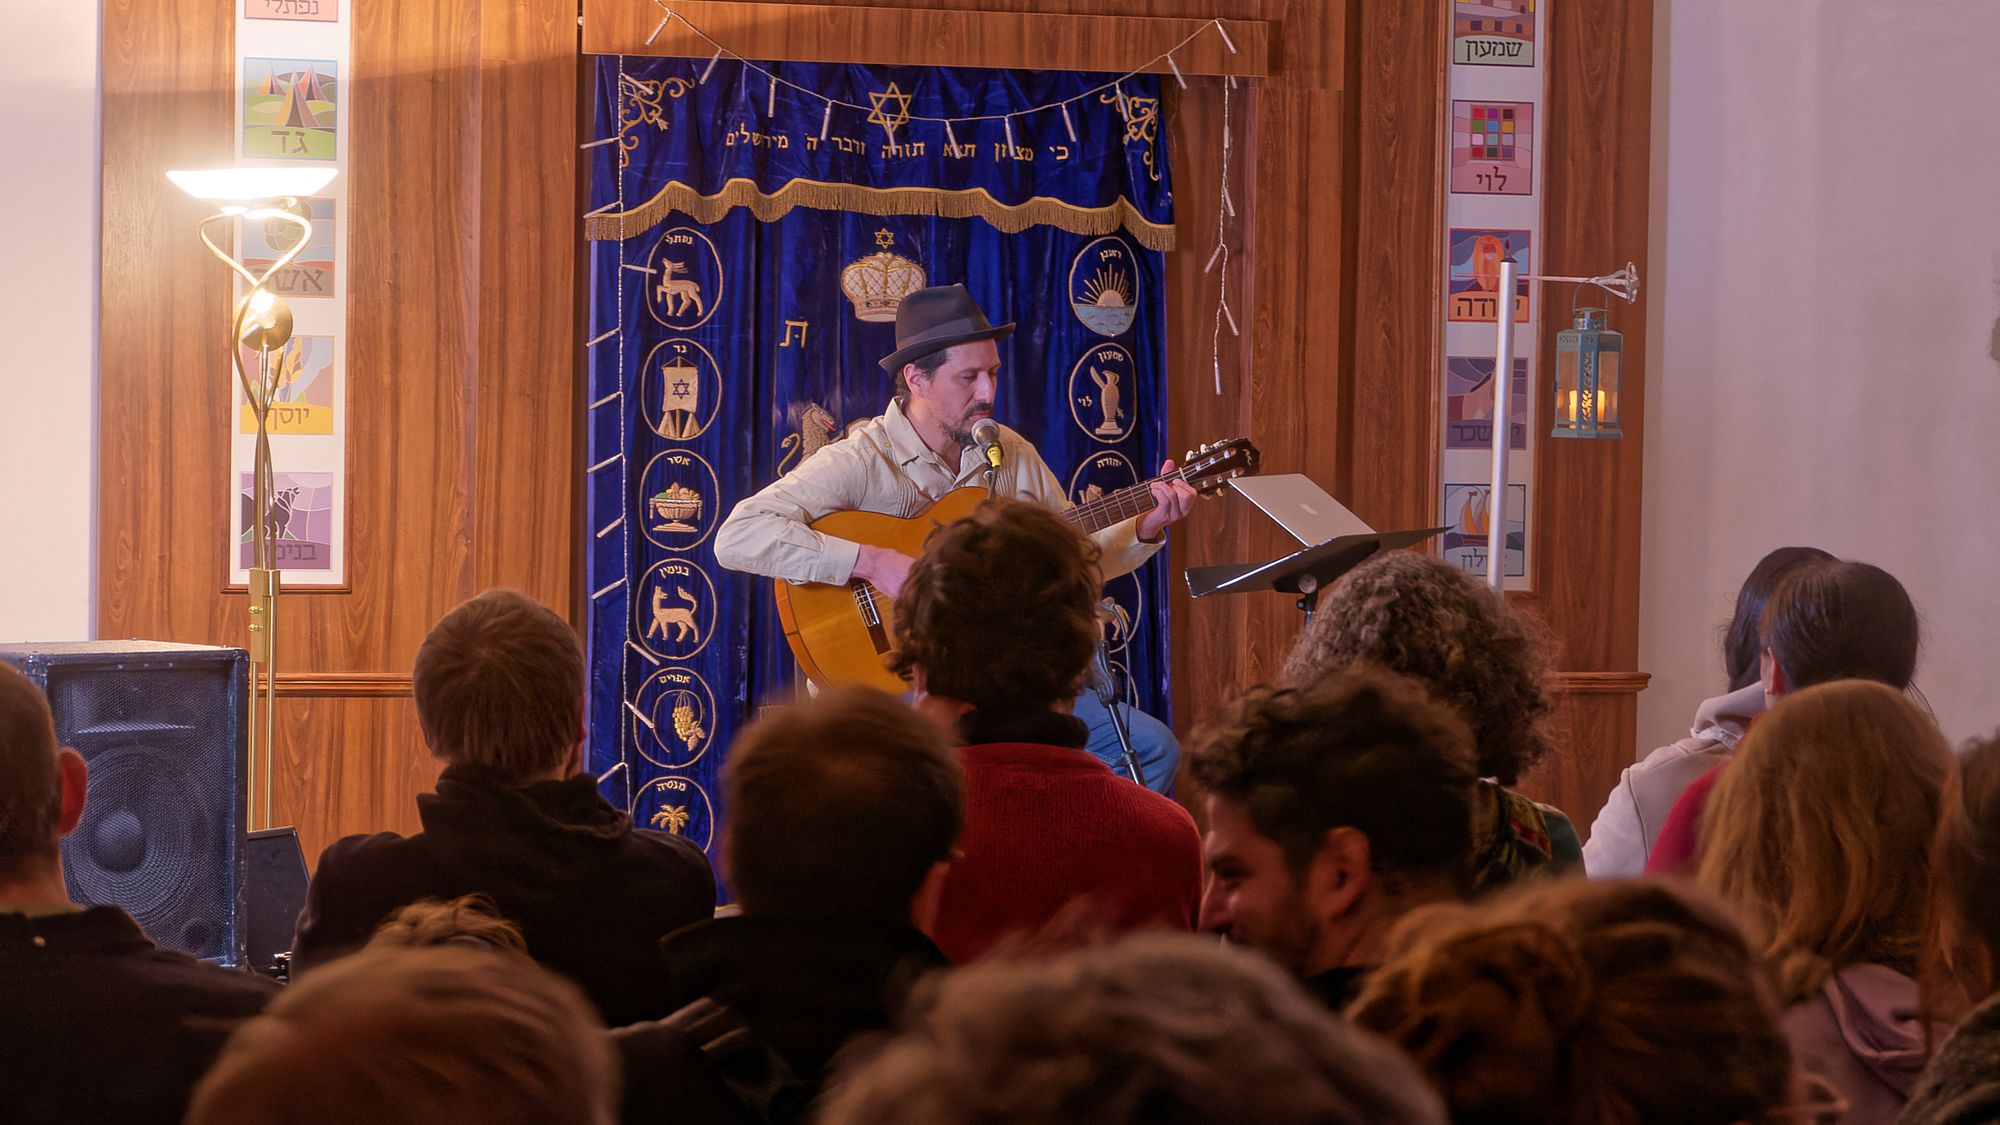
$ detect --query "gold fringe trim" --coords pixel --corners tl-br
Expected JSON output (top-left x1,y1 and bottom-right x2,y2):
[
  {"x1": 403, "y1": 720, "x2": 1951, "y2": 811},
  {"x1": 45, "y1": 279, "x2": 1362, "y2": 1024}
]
[{"x1": 586, "y1": 177, "x2": 1176, "y2": 251}]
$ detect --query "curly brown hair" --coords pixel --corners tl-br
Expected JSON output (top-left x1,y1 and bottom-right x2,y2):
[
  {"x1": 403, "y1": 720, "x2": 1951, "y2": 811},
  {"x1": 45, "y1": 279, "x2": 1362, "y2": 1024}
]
[
  {"x1": 1281, "y1": 552, "x2": 1555, "y2": 785},
  {"x1": 889, "y1": 499, "x2": 1101, "y2": 714},
  {"x1": 1188, "y1": 671, "x2": 1478, "y2": 884},
  {"x1": 1349, "y1": 880, "x2": 1792, "y2": 1125}
]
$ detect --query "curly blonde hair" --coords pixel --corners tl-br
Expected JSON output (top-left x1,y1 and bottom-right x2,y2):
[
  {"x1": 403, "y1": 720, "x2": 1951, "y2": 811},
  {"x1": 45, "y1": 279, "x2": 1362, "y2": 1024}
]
[
  {"x1": 1282, "y1": 552, "x2": 1555, "y2": 784},
  {"x1": 366, "y1": 895, "x2": 528, "y2": 955}
]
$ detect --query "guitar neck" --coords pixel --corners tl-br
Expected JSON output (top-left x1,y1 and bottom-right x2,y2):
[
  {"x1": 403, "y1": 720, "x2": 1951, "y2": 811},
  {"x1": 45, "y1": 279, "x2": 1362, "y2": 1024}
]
[{"x1": 1063, "y1": 467, "x2": 1193, "y2": 535}]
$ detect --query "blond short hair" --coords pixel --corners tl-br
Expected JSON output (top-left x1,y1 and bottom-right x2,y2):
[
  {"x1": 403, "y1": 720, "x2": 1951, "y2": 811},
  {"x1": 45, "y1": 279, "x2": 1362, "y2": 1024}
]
[
  {"x1": 186, "y1": 944, "x2": 615, "y2": 1125},
  {"x1": 413, "y1": 589, "x2": 585, "y2": 782}
]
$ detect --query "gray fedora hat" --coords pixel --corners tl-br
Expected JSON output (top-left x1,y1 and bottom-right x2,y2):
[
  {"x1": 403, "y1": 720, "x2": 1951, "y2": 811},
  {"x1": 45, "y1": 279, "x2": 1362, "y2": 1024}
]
[{"x1": 878, "y1": 284, "x2": 1015, "y2": 373}]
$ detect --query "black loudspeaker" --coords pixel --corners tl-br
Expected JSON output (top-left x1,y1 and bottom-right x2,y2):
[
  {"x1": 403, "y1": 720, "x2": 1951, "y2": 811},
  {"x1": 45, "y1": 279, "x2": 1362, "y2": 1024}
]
[
  {"x1": 0, "y1": 641, "x2": 248, "y2": 966},
  {"x1": 245, "y1": 827, "x2": 309, "y2": 978}
]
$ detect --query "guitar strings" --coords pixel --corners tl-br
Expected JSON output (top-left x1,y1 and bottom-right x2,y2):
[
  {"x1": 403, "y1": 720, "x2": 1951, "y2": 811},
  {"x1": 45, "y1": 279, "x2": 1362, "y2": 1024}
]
[{"x1": 1064, "y1": 463, "x2": 1200, "y2": 527}]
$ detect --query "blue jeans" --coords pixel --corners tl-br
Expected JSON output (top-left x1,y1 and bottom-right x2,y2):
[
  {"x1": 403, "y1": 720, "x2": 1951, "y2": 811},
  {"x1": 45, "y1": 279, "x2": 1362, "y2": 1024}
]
[{"x1": 1072, "y1": 689, "x2": 1180, "y2": 796}]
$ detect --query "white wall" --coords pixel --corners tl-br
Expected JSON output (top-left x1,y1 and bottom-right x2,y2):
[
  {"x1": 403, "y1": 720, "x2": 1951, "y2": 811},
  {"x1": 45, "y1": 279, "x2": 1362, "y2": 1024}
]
[
  {"x1": 1640, "y1": 0, "x2": 2000, "y2": 750},
  {"x1": 0, "y1": 4, "x2": 99, "y2": 641}
]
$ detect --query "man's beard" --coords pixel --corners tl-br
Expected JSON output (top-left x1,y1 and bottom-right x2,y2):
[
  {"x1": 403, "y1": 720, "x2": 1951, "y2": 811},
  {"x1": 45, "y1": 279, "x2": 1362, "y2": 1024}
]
[{"x1": 943, "y1": 402, "x2": 995, "y2": 448}]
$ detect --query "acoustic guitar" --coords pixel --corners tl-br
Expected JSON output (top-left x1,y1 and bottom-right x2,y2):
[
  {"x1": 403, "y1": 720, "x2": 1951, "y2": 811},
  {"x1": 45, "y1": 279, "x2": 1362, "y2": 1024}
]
[{"x1": 773, "y1": 438, "x2": 1262, "y2": 692}]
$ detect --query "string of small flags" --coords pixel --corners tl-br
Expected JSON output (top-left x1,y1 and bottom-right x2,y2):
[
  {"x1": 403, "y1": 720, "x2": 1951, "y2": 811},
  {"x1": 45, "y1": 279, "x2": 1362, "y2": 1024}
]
[{"x1": 609, "y1": 1, "x2": 1249, "y2": 397}]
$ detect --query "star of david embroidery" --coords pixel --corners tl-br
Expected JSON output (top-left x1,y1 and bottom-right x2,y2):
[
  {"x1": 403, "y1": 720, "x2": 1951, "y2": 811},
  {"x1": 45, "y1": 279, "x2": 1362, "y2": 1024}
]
[{"x1": 866, "y1": 83, "x2": 913, "y2": 145}]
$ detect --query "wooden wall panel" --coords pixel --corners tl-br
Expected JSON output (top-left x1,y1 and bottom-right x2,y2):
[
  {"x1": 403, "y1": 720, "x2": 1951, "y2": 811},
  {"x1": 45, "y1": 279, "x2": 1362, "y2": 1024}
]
[
  {"x1": 1167, "y1": 0, "x2": 1352, "y2": 728},
  {"x1": 586, "y1": 0, "x2": 1270, "y2": 77},
  {"x1": 1341, "y1": 0, "x2": 1444, "y2": 535},
  {"x1": 475, "y1": 2, "x2": 580, "y2": 606},
  {"x1": 101, "y1": 0, "x2": 235, "y2": 669},
  {"x1": 272, "y1": 693, "x2": 431, "y2": 864},
  {"x1": 101, "y1": 0, "x2": 580, "y2": 863}
]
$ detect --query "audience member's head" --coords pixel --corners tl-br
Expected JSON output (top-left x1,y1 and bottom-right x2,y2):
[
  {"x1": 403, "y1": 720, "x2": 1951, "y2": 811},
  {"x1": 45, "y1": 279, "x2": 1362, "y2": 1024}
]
[
  {"x1": 1188, "y1": 671, "x2": 1478, "y2": 981},
  {"x1": 186, "y1": 944, "x2": 615, "y2": 1125},
  {"x1": 0, "y1": 663, "x2": 86, "y2": 899},
  {"x1": 412, "y1": 588, "x2": 586, "y2": 784},
  {"x1": 1722, "y1": 546, "x2": 1836, "y2": 690},
  {"x1": 1697, "y1": 679, "x2": 1950, "y2": 1002},
  {"x1": 891, "y1": 498, "x2": 1100, "y2": 715},
  {"x1": 1924, "y1": 730, "x2": 2000, "y2": 1021},
  {"x1": 723, "y1": 687, "x2": 962, "y2": 923},
  {"x1": 366, "y1": 894, "x2": 529, "y2": 955},
  {"x1": 1282, "y1": 551, "x2": 1554, "y2": 784},
  {"x1": 1350, "y1": 880, "x2": 1793, "y2": 1125},
  {"x1": 817, "y1": 932, "x2": 1447, "y2": 1125},
  {"x1": 1760, "y1": 557, "x2": 1920, "y2": 696}
]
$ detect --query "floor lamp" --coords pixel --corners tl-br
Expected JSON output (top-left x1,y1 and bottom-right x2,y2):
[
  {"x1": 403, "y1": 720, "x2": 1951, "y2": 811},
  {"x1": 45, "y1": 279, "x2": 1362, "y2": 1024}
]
[
  {"x1": 1483, "y1": 259, "x2": 1640, "y2": 591},
  {"x1": 167, "y1": 166, "x2": 338, "y2": 829}
]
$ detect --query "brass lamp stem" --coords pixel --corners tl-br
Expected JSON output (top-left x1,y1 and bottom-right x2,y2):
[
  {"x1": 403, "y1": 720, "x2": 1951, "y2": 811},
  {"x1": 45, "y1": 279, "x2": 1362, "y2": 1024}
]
[{"x1": 195, "y1": 201, "x2": 315, "y2": 832}]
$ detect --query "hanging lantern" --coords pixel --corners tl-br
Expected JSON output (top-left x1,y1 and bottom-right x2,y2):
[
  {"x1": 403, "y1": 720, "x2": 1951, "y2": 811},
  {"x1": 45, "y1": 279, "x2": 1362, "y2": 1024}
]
[{"x1": 1552, "y1": 306, "x2": 1622, "y2": 439}]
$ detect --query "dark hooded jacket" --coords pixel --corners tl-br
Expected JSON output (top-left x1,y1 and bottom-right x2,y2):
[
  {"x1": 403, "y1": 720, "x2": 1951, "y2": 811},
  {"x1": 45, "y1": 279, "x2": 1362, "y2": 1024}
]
[
  {"x1": 292, "y1": 763, "x2": 715, "y2": 1025},
  {"x1": 613, "y1": 915, "x2": 949, "y2": 1124}
]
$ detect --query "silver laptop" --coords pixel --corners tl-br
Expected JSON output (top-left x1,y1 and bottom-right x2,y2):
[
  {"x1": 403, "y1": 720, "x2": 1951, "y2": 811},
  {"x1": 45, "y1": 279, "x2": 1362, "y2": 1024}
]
[{"x1": 1229, "y1": 474, "x2": 1374, "y2": 546}]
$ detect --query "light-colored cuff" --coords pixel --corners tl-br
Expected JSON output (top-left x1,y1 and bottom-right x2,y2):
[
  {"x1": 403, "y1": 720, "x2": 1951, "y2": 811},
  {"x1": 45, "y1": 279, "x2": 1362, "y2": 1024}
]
[{"x1": 815, "y1": 535, "x2": 863, "y2": 586}]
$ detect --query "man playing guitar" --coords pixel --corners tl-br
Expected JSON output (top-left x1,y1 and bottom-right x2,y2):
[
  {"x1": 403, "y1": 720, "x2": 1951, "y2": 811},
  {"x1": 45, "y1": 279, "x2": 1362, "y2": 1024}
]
[{"x1": 715, "y1": 284, "x2": 1197, "y2": 791}]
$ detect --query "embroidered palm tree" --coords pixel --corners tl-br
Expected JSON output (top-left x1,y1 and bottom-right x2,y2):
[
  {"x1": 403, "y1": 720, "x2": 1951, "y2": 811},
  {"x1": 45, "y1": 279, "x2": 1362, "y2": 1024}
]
[{"x1": 650, "y1": 805, "x2": 691, "y2": 834}]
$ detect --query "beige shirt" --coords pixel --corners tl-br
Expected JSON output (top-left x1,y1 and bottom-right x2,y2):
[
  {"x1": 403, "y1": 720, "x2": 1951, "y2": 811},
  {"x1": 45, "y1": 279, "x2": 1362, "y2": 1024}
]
[{"x1": 714, "y1": 399, "x2": 1162, "y2": 586}]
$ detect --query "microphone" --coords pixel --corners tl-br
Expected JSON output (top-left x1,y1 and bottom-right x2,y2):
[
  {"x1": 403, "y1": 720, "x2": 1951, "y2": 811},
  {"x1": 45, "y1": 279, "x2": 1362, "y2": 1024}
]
[{"x1": 972, "y1": 418, "x2": 1003, "y2": 470}]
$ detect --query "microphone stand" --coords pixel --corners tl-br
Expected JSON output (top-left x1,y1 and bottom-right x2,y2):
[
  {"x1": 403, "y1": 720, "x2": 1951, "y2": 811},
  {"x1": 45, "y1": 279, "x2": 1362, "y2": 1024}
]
[{"x1": 1092, "y1": 607, "x2": 1145, "y2": 785}]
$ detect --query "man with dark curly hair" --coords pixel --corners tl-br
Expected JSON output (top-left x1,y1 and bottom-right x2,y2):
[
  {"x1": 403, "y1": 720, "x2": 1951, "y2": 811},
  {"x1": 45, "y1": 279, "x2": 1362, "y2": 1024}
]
[
  {"x1": 892, "y1": 499, "x2": 1202, "y2": 963},
  {"x1": 1189, "y1": 670, "x2": 1480, "y2": 1009},
  {"x1": 1281, "y1": 551, "x2": 1582, "y2": 890}
]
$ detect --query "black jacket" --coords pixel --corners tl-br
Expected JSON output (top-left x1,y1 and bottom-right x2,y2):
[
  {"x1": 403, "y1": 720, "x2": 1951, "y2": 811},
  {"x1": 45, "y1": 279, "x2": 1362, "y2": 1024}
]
[
  {"x1": 0, "y1": 905, "x2": 278, "y2": 1124},
  {"x1": 614, "y1": 915, "x2": 949, "y2": 1124},
  {"x1": 292, "y1": 764, "x2": 715, "y2": 1026}
]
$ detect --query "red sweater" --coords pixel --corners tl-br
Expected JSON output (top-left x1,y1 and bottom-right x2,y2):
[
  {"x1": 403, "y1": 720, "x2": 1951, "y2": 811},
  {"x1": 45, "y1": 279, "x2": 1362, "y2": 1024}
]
[
  {"x1": 930, "y1": 741, "x2": 1204, "y2": 964},
  {"x1": 1644, "y1": 761, "x2": 1725, "y2": 875}
]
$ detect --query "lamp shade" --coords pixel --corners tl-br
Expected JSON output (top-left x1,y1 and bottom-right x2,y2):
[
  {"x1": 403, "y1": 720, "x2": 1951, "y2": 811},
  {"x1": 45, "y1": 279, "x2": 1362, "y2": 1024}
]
[{"x1": 166, "y1": 166, "x2": 337, "y2": 203}]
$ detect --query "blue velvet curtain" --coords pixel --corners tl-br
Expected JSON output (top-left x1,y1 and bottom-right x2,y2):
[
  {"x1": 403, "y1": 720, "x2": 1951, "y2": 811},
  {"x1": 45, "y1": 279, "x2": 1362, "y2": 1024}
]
[{"x1": 583, "y1": 56, "x2": 1173, "y2": 885}]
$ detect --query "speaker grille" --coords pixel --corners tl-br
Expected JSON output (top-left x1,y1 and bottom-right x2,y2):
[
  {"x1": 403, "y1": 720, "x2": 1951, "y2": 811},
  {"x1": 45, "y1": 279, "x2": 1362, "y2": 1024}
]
[{"x1": 29, "y1": 652, "x2": 246, "y2": 965}]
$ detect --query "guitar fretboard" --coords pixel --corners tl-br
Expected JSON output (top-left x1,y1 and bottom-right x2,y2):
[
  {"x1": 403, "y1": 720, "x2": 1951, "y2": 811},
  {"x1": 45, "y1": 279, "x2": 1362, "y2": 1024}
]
[{"x1": 1062, "y1": 465, "x2": 1197, "y2": 535}]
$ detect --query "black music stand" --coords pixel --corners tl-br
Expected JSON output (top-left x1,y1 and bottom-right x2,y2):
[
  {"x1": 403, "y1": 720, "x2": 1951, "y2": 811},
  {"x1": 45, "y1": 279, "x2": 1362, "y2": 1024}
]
[{"x1": 1186, "y1": 477, "x2": 1445, "y2": 625}]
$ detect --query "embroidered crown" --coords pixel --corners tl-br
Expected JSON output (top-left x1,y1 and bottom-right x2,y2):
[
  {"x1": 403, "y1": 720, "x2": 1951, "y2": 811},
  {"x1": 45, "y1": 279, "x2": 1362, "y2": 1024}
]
[{"x1": 840, "y1": 230, "x2": 926, "y2": 323}]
